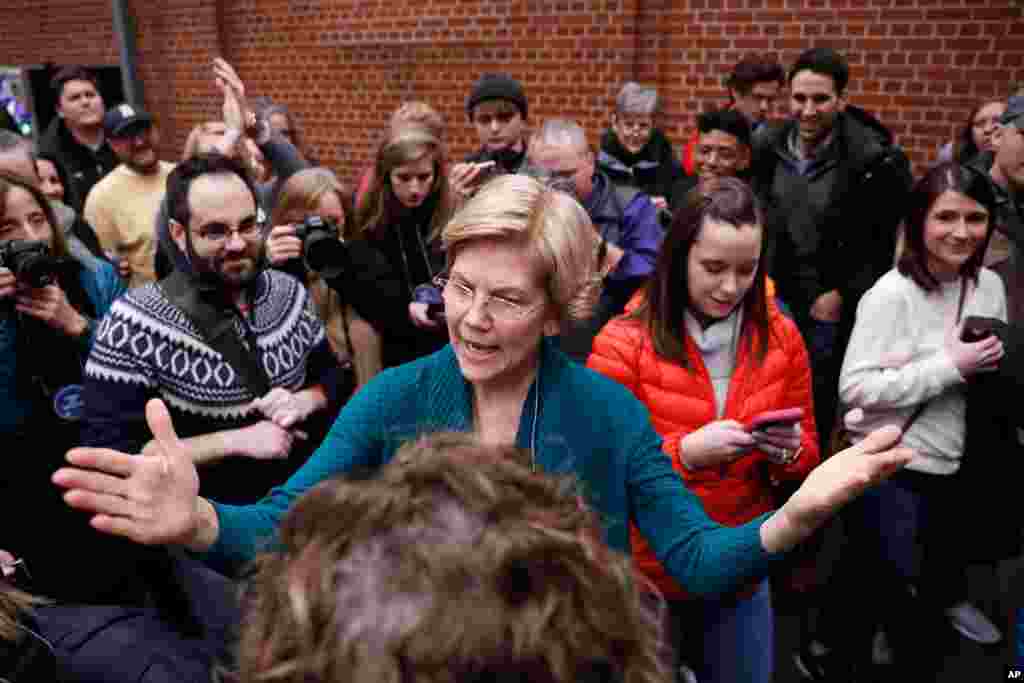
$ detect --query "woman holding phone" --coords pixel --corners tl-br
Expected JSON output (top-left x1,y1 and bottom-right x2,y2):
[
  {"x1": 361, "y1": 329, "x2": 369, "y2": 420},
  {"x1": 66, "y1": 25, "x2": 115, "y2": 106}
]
[
  {"x1": 587, "y1": 177, "x2": 819, "y2": 683},
  {"x1": 355, "y1": 125, "x2": 456, "y2": 367},
  {"x1": 800, "y1": 162, "x2": 1006, "y2": 679}
]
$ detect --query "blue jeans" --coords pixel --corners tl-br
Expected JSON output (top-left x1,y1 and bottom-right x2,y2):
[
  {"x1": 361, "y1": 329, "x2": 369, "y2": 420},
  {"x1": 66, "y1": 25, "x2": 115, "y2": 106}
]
[{"x1": 667, "y1": 580, "x2": 774, "y2": 683}]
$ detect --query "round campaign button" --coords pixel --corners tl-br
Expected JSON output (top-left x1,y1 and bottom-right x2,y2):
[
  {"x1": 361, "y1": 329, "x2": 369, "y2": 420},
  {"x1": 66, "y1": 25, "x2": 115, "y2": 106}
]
[{"x1": 53, "y1": 384, "x2": 85, "y2": 422}]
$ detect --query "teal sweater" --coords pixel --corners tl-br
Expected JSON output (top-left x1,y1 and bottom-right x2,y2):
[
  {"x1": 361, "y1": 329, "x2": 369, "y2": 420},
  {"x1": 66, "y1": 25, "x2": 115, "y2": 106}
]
[{"x1": 208, "y1": 338, "x2": 782, "y2": 596}]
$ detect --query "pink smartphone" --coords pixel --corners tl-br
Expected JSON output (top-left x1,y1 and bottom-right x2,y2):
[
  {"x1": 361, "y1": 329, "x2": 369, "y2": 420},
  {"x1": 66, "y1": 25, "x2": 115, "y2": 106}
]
[{"x1": 744, "y1": 408, "x2": 804, "y2": 432}]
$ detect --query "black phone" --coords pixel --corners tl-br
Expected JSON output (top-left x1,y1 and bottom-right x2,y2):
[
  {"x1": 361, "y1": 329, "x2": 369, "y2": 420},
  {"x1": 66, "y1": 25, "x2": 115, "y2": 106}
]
[
  {"x1": 426, "y1": 302, "x2": 446, "y2": 322},
  {"x1": 961, "y1": 316, "x2": 1005, "y2": 343}
]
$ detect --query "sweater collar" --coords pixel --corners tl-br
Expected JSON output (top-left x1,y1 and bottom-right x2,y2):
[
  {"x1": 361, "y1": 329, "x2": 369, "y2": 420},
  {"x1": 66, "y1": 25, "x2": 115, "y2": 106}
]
[
  {"x1": 600, "y1": 127, "x2": 673, "y2": 168},
  {"x1": 435, "y1": 337, "x2": 563, "y2": 454}
]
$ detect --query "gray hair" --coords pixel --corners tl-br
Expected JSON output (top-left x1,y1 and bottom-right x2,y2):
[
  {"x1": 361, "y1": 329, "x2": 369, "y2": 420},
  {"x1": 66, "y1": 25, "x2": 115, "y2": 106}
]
[
  {"x1": 528, "y1": 118, "x2": 589, "y2": 156},
  {"x1": 615, "y1": 82, "x2": 659, "y2": 116}
]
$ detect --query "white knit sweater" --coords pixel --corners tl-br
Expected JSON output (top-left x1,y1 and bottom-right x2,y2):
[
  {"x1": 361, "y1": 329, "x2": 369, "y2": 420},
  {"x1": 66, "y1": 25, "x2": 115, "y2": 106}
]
[{"x1": 839, "y1": 268, "x2": 1007, "y2": 475}]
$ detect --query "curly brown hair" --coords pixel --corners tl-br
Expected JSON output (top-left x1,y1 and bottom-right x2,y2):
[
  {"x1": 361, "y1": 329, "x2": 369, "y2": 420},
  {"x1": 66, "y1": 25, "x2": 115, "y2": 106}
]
[{"x1": 237, "y1": 433, "x2": 666, "y2": 683}]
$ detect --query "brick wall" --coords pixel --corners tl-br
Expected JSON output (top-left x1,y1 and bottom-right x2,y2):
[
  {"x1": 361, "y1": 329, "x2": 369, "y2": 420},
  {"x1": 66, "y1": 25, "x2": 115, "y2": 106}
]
[{"x1": 2, "y1": 0, "x2": 1021, "y2": 183}]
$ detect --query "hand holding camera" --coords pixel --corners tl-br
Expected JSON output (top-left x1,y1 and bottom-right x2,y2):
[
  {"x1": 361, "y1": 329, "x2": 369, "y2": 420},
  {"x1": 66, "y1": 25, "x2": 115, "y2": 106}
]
[
  {"x1": 0, "y1": 241, "x2": 86, "y2": 337},
  {"x1": 947, "y1": 316, "x2": 1005, "y2": 377},
  {"x1": 267, "y1": 216, "x2": 349, "y2": 281},
  {"x1": 266, "y1": 224, "x2": 303, "y2": 266},
  {"x1": 15, "y1": 283, "x2": 88, "y2": 337}
]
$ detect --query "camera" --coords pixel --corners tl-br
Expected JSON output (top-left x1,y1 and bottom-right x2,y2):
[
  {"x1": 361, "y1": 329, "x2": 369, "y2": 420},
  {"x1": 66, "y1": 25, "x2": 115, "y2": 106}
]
[
  {"x1": 294, "y1": 215, "x2": 348, "y2": 281},
  {"x1": 0, "y1": 240, "x2": 60, "y2": 288}
]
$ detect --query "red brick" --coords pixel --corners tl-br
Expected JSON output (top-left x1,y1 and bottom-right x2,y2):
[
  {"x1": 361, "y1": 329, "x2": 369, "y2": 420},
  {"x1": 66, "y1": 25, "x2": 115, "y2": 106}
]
[{"x1": 2, "y1": 0, "x2": 1020, "y2": 180}]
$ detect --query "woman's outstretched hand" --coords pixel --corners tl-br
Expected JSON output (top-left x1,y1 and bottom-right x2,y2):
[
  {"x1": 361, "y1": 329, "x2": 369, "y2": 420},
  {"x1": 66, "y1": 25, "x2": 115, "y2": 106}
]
[
  {"x1": 761, "y1": 423, "x2": 914, "y2": 553},
  {"x1": 53, "y1": 399, "x2": 211, "y2": 549}
]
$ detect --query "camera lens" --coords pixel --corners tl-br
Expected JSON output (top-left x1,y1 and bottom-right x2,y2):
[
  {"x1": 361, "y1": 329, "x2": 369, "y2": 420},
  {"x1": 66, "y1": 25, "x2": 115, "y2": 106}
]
[
  {"x1": 304, "y1": 232, "x2": 347, "y2": 280},
  {"x1": 11, "y1": 246, "x2": 57, "y2": 288}
]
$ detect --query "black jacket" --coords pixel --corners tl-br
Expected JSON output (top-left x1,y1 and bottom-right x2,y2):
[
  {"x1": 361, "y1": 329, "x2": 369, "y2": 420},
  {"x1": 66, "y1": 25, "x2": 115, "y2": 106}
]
[
  {"x1": 967, "y1": 152, "x2": 1024, "y2": 323},
  {"x1": 751, "y1": 106, "x2": 913, "y2": 325},
  {"x1": 38, "y1": 117, "x2": 118, "y2": 214},
  {"x1": 597, "y1": 127, "x2": 684, "y2": 206},
  {"x1": 364, "y1": 199, "x2": 449, "y2": 368}
]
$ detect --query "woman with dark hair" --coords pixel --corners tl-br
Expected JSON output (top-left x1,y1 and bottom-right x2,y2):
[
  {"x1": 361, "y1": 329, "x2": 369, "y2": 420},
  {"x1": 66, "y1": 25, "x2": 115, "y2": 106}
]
[
  {"x1": 798, "y1": 162, "x2": 1006, "y2": 679},
  {"x1": 354, "y1": 125, "x2": 456, "y2": 367},
  {"x1": 0, "y1": 171, "x2": 133, "y2": 605},
  {"x1": 937, "y1": 99, "x2": 1006, "y2": 165},
  {"x1": 588, "y1": 177, "x2": 818, "y2": 683}
]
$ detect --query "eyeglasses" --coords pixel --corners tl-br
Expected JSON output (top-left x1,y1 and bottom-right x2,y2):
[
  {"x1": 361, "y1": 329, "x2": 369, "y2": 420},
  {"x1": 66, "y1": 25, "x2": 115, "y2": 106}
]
[
  {"x1": 521, "y1": 164, "x2": 578, "y2": 197},
  {"x1": 615, "y1": 117, "x2": 653, "y2": 133},
  {"x1": 195, "y1": 221, "x2": 262, "y2": 244},
  {"x1": 434, "y1": 274, "x2": 545, "y2": 322}
]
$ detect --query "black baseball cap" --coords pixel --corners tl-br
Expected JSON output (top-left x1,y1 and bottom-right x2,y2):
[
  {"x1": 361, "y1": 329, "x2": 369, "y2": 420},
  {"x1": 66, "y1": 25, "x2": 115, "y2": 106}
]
[{"x1": 103, "y1": 103, "x2": 153, "y2": 138}]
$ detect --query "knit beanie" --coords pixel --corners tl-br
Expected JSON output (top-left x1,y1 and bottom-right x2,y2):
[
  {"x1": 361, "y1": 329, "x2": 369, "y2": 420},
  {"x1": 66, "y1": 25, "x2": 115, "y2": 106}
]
[{"x1": 466, "y1": 73, "x2": 528, "y2": 121}]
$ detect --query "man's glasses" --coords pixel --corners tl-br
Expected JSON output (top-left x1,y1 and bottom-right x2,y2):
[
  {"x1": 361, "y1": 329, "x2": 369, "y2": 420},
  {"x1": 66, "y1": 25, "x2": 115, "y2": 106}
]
[
  {"x1": 615, "y1": 117, "x2": 653, "y2": 133},
  {"x1": 434, "y1": 274, "x2": 544, "y2": 322},
  {"x1": 521, "y1": 164, "x2": 578, "y2": 197},
  {"x1": 195, "y1": 221, "x2": 262, "y2": 244}
]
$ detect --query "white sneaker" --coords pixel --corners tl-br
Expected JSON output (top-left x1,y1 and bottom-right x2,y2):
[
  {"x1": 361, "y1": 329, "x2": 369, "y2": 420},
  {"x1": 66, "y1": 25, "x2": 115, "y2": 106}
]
[
  {"x1": 677, "y1": 664, "x2": 698, "y2": 683},
  {"x1": 872, "y1": 629, "x2": 893, "y2": 665},
  {"x1": 945, "y1": 601, "x2": 1002, "y2": 644}
]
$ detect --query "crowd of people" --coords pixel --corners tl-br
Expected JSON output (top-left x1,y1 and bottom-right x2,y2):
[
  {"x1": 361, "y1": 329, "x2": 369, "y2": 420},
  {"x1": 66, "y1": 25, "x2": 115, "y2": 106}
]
[{"x1": 0, "y1": 44, "x2": 1021, "y2": 682}]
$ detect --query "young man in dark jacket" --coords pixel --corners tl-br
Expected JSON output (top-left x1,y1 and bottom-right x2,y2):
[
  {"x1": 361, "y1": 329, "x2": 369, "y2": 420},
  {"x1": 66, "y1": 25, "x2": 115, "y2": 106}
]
[
  {"x1": 750, "y1": 47, "x2": 912, "y2": 448},
  {"x1": 763, "y1": 49, "x2": 913, "y2": 682},
  {"x1": 37, "y1": 67, "x2": 118, "y2": 214},
  {"x1": 448, "y1": 73, "x2": 531, "y2": 198}
]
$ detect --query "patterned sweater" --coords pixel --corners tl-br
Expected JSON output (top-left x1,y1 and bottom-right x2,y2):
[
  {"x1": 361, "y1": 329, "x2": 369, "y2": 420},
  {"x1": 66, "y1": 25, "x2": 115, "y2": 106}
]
[{"x1": 83, "y1": 269, "x2": 343, "y2": 503}]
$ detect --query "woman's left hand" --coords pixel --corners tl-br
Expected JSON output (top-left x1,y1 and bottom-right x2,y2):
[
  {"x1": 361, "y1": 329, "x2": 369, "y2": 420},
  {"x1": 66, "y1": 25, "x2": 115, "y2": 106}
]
[
  {"x1": 16, "y1": 284, "x2": 88, "y2": 337},
  {"x1": 763, "y1": 425, "x2": 913, "y2": 552},
  {"x1": 752, "y1": 423, "x2": 802, "y2": 464}
]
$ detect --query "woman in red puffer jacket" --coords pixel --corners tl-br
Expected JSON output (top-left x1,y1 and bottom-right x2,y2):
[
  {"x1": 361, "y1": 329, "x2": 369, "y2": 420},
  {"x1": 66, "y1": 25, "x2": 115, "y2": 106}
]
[{"x1": 587, "y1": 177, "x2": 819, "y2": 683}]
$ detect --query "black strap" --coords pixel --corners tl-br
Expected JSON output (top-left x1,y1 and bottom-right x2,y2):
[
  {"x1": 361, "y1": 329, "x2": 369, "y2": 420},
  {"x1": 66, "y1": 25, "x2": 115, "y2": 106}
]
[{"x1": 159, "y1": 271, "x2": 270, "y2": 397}]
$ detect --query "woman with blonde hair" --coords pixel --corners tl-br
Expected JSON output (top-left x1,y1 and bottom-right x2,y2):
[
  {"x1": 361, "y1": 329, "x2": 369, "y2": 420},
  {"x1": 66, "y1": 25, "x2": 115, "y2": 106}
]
[
  {"x1": 266, "y1": 167, "x2": 383, "y2": 389},
  {"x1": 355, "y1": 100, "x2": 447, "y2": 208},
  {"x1": 355, "y1": 124, "x2": 456, "y2": 367}
]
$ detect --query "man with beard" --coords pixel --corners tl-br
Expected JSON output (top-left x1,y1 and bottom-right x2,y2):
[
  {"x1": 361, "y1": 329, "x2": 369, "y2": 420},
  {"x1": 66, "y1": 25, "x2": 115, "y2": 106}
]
[
  {"x1": 81, "y1": 154, "x2": 346, "y2": 504},
  {"x1": 83, "y1": 104, "x2": 173, "y2": 286},
  {"x1": 38, "y1": 66, "x2": 118, "y2": 214}
]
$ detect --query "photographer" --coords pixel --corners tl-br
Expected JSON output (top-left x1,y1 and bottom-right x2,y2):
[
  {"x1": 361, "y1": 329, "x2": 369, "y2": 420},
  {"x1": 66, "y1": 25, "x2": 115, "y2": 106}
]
[
  {"x1": 0, "y1": 171, "x2": 138, "y2": 605},
  {"x1": 267, "y1": 167, "x2": 411, "y2": 391}
]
